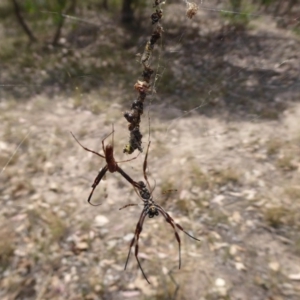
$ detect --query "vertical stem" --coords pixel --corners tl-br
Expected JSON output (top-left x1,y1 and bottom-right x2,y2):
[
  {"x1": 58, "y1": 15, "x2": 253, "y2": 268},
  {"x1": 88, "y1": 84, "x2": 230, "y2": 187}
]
[
  {"x1": 12, "y1": 0, "x2": 37, "y2": 43},
  {"x1": 283, "y1": 0, "x2": 297, "y2": 15},
  {"x1": 52, "y1": 0, "x2": 77, "y2": 46},
  {"x1": 102, "y1": 0, "x2": 108, "y2": 10},
  {"x1": 121, "y1": 0, "x2": 134, "y2": 24}
]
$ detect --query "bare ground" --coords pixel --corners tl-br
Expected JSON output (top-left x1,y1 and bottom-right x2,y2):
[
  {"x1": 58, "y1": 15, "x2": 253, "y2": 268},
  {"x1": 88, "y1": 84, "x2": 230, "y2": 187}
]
[{"x1": 1, "y1": 2, "x2": 300, "y2": 300}]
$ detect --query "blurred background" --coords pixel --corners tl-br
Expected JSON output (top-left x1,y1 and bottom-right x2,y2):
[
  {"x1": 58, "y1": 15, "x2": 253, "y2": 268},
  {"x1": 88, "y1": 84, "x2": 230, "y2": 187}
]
[{"x1": 1, "y1": 0, "x2": 300, "y2": 299}]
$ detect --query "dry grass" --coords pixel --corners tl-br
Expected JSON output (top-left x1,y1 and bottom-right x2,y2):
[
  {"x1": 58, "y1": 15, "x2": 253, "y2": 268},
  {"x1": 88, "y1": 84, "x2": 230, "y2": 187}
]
[
  {"x1": 2, "y1": 93, "x2": 300, "y2": 300},
  {"x1": 190, "y1": 165, "x2": 212, "y2": 190},
  {"x1": 0, "y1": 225, "x2": 15, "y2": 271},
  {"x1": 276, "y1": 153, "x2": 298, "y2": 171},
  {"x1": 266, "y1": 138, "x2": 283, "y2": 156},
  {"x1": 1, "y1": 2, "x2": 300, "y2": 299},
  {"x1": 264, "y1": 206, "x2": 298, "y2": 229},
  {"x1": 284, "y1": 186, "x2": 300, "y2": 200},
  {"x1": 211, "y1": 167, "x2": 241, "y2": 187}
]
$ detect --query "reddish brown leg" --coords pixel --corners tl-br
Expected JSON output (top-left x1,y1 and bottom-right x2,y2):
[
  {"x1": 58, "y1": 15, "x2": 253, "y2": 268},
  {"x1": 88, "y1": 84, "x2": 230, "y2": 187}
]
[
  {"x1": 142, "y1": 141, "x2": 152, "y2": 192},
  {"x1": 158, "y1": 207, "x2": 182, "y2": 269},
  {"x1": 70, "y1": 132, "x2": 105, "y2": 158},
  {"x1": 174, "y1": 222, "x2": 201, "y2": 242},
  {"x1": 115, "y1": 167, "x2": 144, "y2": 206},
  {"x1": 119, "y1": 204, "x2": 139, "y2": 210},
  {"x1": 117, "y1": 166, "x2": 141, "y2": 189},
  {"x1": 125, "y1": 210, "x2": 150, "y2": 284},
  {"x1": 87, "y1": 165, "x2": 108, "y2": 206},
  {"x1": 134, "y1": 214, "x2": 150, "y2": 284},
  {"x1": 161, "y1": 209, "x2": 201, "y2": 242},
  {"x1": 157, "y1": 206, "x2": 201, "y2": 269},
  {"x1": 116, "y1": 151, "x2": 141, "y2": 163},
  {"x1": 101, "y1": 127, "x2": 115, "y2": 155},
  {"x1": 125, "y1": 210, "x2": 144, "y2": 270}
]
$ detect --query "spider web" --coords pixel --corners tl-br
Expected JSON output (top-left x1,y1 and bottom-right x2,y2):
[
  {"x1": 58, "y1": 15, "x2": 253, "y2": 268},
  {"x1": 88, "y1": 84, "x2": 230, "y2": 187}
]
[
  {"x1": 1, "y1": 0, "x2": 299, "y2": 195},
  {"x1": 0, "y1": 1, "x2": 300, "y2": 296},
  {"x1": 152, "y1": 1, "x2": 298, "y2": 131},
  {"x1": 136, "y1": 0, "x2": 299, "y2": 178}
]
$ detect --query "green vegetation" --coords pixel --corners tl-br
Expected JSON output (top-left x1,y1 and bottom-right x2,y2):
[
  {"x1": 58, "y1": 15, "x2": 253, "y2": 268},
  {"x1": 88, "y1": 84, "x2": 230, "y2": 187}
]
[{"x1": 221, "y1": 0, "x2": 254, "y2": 29}]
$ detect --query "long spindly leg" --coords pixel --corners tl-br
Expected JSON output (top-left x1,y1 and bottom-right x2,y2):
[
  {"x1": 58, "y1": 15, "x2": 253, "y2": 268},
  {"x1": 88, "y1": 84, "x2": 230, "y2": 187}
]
[
  {"x1": 125, "y1": 210, "x2": 144, "y2": 270},
  {"x1": 116, "y1": 150, "x2": 141, "y2": 164},
  {"x1": 134, "y1": 213, "x2": 150, "y2": 284},
  {"x1": 174, "y1": 222, "x2": 201, "y2": 242},
  {"x1": 157, "y1": 206, "x2": 201, "y2": 269},
  {"x1": 117, "y1": 166, "x2": 141, "y2": 189},
  {"x1": 158, "y1": 206, "x2": 201, "y2": 242},
  {"x1": 87, "y1": 165, "x2": 108, "y2": 206},
  {"x1": 70, "y1": 132, "x2": 105, "y2": 159},
  {"x1": 117, "y1": 167, "x2": 146, "y2": 205},
  {"x1": 157, "y1": 206, "x2": 182, "y2": 269},
  {"x1": 142, "y1": 141, "x2": 152, "y2": 193},
  {"x1": 112, "y1": 124, "x2": 114, "y2": 149},
  {"x1": 119, "y1": 203, "x2": 139, "y2": 210},
  {"x1": 101, "y1": 125, "x2": 115, "y2": 154},
  {"x1": 168, "y1": 267, "x2": 180, "y2": 300},
  {"x1": 125, "y1": 210, "x2": 150, "y2": 284}
]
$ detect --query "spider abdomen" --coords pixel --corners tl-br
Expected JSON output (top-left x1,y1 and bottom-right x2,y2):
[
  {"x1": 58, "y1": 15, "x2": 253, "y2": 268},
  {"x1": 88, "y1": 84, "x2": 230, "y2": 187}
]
[{"x1": 105, "y1": 145, "x2": 118, "y2": 172}]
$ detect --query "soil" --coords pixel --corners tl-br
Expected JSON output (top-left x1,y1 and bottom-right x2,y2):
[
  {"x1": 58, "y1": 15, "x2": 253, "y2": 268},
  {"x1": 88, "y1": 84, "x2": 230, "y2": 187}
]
[{"x1": 0, "y1": 2, "x2": 300, "y2": 300}]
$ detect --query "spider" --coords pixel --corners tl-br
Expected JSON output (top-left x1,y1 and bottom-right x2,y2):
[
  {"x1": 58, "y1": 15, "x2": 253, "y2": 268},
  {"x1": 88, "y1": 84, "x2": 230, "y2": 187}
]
[
  {"x1": 120, "y1": 141, "x2": 201, "y2": 284},
  {"x1": 71, "y1": 126, "x2": 141, "y2": 206}
]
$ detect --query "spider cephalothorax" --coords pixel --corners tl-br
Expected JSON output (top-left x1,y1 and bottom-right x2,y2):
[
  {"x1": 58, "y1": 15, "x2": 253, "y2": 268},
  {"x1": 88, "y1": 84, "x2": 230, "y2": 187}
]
[{"x1": 137, "y1": 181, "x2": 159, "y2": 218}]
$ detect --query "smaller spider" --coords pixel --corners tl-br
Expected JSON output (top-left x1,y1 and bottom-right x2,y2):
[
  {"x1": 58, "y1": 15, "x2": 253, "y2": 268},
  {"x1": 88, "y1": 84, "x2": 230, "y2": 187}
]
[{"x1": 71, "y1": 126, "x2": 140, "y2": 206}]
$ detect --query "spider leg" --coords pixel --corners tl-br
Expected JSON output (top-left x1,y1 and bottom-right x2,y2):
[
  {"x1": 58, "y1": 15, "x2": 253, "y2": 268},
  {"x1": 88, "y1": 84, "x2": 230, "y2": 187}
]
[
  {"x1": 133, "y1": 184, "x2": 145, "y2": 202},
  {"x1": 125, "y1": 210, "x2": 144, "y2": 270},
  {"x1": 119, "y1": 203, "x2": 139, "y2": 210},
  {"x1": 150, "y1": 178, "x2": 156, "y2": 195},
  {"x1": 101, "y1": 127, "x2": 115, "y2": 154},
  {"x1": 112, "y1": 124, "x2": 114, "y2": 149},
  {"x1": 157, "y1": 205, "x2": 201, "y2": 269},
  {"x1": 143, "y1": 141, "x2": 152, "y2": 193},
  {"x1": 134, "y1": 213, "x2": 150, "y2": 284},
  {"x1": 117, "y1": 166, "x2": 141, "y2": 189},
  {"x1": 125, "y1": 210, "x2": 150, "y2": 284},
  {"x1": 157, "y1": 206, "x2": 182, "y2": 269},
  {"x1": 87, "y1": 165, "x2": 108, "y2": 206},
  {"x1": 168, "y1": 266, "x2": 180, "y2": 300},
  {"x1": 174, "y1": 223, "x2": 201, "y2": 242},
  {"x1": 70, "y1": 132, "x2": 105, "y2": 158},
  {"x1": 116, "y1": 151, "x2": 141, "y2": 164},
  {"x1": 116, "y1": 167, "x2": 146, "y2": 205}
]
